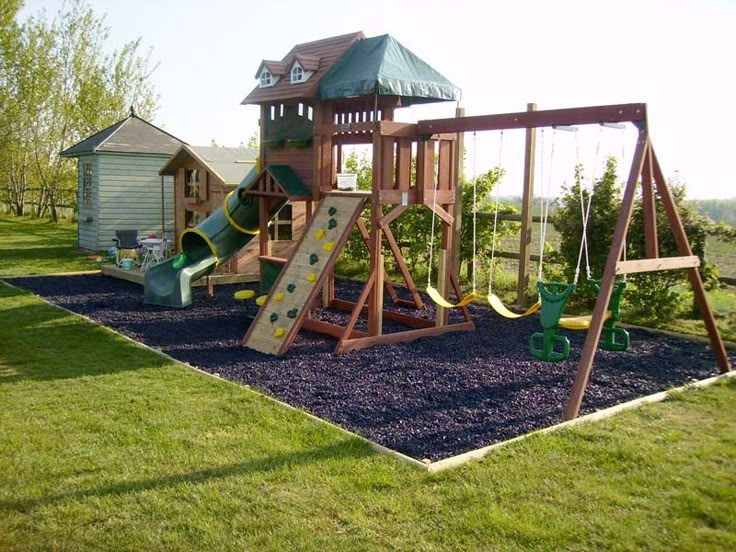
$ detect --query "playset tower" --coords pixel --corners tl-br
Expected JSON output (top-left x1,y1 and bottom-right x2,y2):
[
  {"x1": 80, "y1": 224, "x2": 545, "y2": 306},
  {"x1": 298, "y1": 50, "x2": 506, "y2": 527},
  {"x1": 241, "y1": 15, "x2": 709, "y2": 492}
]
[{"x1": 237, "y1": 31, "x2": 469, "y2": 355}]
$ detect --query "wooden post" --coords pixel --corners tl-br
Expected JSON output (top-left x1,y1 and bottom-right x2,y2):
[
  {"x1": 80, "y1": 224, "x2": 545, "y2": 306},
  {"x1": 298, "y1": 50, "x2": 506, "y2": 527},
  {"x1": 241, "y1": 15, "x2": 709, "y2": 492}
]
[
  {"x1": 649, "y1": 147, "x2": 731, "y2": 374},
  {"x1": 563, "y1": 131, "x2": 649, "y2": 420},
  {"x1": 641, "y1": 146, "x2": 659, "y2": 258},
  {"x1": 368, "y1": 130, "x2": 384, "y2": 336},
  {"x1": 517, "y1": 103, "x2": 537, "y2": 304},
  {"x1": 160, "y1": 175, "x2": 165, "y2": 236},
  {"x1": 451, "y1": 106, "x2": 465, "y2": 276}
]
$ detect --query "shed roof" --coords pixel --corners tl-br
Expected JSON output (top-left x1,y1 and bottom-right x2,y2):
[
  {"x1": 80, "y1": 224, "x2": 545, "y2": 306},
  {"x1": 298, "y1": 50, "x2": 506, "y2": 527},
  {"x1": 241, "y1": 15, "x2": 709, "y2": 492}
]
[
  {"x1": 318, "y1": 34, "x2": 461, "y2": 106},
  {"x1": 61, "y1": 114, "x2": 185, "y2": 157},
  {"x1": 159, "y1": 145, "x2": 258, "y2": 186},
  {"x1": 242, "y1": 31, "x2": 365, "y2": 105}
]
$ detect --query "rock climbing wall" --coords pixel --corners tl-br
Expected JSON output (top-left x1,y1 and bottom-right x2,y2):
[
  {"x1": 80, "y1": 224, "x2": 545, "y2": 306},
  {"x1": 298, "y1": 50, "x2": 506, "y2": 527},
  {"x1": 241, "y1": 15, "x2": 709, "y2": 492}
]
[{"x1": 242, "y1": 194, "x2": 368, "y2": 355}]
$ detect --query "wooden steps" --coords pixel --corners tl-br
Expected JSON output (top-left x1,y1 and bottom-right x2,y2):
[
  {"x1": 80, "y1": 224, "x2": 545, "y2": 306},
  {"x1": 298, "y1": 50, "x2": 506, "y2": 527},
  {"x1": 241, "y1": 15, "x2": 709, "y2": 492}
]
[{"x1": 242, "y1": 195, "x2": 368, "y2": 355}]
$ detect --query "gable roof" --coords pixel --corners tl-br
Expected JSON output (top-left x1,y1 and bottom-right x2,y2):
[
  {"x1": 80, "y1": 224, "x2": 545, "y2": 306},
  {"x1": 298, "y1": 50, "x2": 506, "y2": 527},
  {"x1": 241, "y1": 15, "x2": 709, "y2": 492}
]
[
  {"x1": 61, "y1": 114, "x2": 186, "y2": 157},
  {"x1": 159, "y1": 145, "x2": 258, "y2": 186},
  {"x1": 318, "y1": 34, "x2": 461, "y2": 106},
  {"x1": 242, "y1": 31, "x2": 365, "y2": 105}
]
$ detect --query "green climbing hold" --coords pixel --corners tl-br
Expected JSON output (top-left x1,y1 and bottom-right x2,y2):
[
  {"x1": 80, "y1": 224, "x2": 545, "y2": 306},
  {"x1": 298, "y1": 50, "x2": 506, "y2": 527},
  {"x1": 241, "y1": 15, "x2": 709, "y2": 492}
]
[
  {"x1": 269, "y1": 313, "x2": 279, "y2": 324},
  {"x1": 328, "y1": 218, "x2": 337, "y2": 229},
  {"x1": 287, "y1": 308, "x2": 298, "y2": 319},
  {"x1": 287, "y1": 283, "x2": 296, "y2": 293},
  {"x1": 172, "y1": 253, "x2": 188, "y2": 269},
  {"x1": 309, "y1": 253, "x2": 319, "y2": 265},
  {"x1": 328, "y1": 206, "x2": 337, "y2": 216}
]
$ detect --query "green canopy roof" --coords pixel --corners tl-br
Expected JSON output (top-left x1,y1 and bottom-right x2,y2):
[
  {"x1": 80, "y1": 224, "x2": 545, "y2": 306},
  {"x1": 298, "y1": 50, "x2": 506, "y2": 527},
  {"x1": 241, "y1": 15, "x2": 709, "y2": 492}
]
[{"x1": 318, "y1": 34, "x2": 460, "y2": 106}]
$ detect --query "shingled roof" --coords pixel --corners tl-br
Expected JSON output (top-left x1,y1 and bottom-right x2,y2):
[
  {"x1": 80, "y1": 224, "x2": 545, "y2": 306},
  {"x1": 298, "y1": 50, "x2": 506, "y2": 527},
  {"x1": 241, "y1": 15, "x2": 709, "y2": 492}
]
[
  {"x1": 61, "y1": 114, "x2": 185, "y2": 157},
  {"x1": 159, "y1": 145, "x2": 258, "y2": 186},
  {"x1": 242, "y1": 31, "x2": 365, "y2": 105}
]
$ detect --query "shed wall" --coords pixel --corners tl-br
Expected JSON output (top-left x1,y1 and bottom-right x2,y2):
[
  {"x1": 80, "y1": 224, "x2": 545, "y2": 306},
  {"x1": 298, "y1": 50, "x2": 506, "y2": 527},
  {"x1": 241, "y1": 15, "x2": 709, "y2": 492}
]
[{"x1": 94, "y1": 153, "x2": 174, "y2": 249}]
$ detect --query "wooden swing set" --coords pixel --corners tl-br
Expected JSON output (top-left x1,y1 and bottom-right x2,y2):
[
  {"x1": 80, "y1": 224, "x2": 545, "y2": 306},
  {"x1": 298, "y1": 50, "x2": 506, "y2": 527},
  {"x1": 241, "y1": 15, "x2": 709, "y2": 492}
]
[
  {"x1": 417, "y1": 102, "x2": 731, "y2": 419},
  {"x1": 243, "y1": 98, "x2": 730, "y2": 419}
]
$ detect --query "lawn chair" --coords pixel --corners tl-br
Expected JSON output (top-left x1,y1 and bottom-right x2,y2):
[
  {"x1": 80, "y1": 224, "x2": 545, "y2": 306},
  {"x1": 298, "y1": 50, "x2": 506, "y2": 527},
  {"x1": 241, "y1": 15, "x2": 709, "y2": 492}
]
[{"x1": 112, "y1": 230, "x2": 139, "y2": 267}]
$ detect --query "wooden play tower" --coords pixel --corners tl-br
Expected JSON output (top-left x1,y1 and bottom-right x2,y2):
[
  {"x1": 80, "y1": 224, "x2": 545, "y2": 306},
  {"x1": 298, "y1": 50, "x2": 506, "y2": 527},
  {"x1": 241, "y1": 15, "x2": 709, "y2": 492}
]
[{"x1": 239, "y1": 32, "x2": 470, "y2": 355}]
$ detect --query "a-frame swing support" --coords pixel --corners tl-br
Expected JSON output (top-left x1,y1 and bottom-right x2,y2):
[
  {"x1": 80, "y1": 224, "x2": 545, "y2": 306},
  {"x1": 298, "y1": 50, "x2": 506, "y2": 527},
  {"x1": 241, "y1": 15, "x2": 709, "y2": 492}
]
[{"x1": 417, "y1": 102, "x2": 732, "y2": 420}]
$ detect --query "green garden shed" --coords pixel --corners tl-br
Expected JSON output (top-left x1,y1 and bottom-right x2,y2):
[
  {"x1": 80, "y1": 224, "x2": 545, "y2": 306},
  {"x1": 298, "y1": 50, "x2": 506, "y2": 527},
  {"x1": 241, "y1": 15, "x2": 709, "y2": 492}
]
[{"x1": 61, "y1": 111, "x2": 186, "y2": 251}]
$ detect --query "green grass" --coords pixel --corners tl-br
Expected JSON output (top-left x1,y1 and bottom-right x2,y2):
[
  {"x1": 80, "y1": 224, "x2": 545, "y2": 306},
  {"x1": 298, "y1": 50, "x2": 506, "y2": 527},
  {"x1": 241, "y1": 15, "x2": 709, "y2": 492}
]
[
  {"x1": 708, "y1": 235, "x2": 736, "y2": 279},
  {"x1": 0, "y1": 214, "x2": 101, "y2": 276},
  {"x1": 2, "y1": 278, "x2": 736, "y2": 549}
]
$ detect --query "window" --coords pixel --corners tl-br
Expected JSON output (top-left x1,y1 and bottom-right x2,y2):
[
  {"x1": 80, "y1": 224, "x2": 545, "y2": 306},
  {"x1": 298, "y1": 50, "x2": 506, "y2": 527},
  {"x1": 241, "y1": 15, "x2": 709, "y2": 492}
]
[
  {"x1": 291, "y1": 62, "x2": 304, "y2": 83},
  {"x1": 259, "y1": 68, "x2": 272, "y2": 88},
  {"x1": 269, "y1": 204, "x2": 293, "y2": 241},
  {"x1": 82, "y1": 163, "x2": 93, "y2": 206},
  {"x1": 184, "y1": 169, "x2": 200, "y2": 198},
  {"x1": 185, "y1": 210, "x2": 201, "y2": 228}
]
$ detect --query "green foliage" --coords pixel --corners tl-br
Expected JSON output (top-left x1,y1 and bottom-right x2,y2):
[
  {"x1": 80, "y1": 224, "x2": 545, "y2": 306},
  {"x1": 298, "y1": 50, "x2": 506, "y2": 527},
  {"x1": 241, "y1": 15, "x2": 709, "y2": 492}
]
[
  {"x1": 552, "y1": 157, "x2": 621, "y2": 301},
  {"x1": 693, "y1": 197, "x2": 736, "y2": 227},
  {"x1": 0, "y1": 0, "x2": 159, "y2": 221},
  {"x1": 552, "y1": 156, "x2": 718, "y2": 319},
  {"x1": 338, "y1": 150, "x2": 512, "y2": 284},
  {"x1": 627, "y1": 182, "x2": 719, "y2": 319}
]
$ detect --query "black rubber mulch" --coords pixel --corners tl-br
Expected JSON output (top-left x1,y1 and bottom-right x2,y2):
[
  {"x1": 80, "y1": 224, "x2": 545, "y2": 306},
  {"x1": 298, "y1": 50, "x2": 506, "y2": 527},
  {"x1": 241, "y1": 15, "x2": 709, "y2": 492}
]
[{"x1": 6, "y1": 274, "x2": 733, "y2": 461}]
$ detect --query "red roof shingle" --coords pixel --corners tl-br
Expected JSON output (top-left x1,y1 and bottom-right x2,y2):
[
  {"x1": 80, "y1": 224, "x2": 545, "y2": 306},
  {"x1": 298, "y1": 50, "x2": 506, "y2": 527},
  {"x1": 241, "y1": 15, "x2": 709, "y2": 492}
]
[{"x1": 242, "y1": 31, "x2": 365, "y2": 105}]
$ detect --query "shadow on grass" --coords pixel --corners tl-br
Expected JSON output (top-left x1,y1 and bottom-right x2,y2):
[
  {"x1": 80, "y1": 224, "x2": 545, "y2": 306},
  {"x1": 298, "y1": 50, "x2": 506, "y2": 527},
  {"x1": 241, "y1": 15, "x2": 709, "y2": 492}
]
[
  {"x1": 0, "y1": 283, "x2": 169, "y2": 384},
  {"x1": 0, "y1": 439, "x2": 373, "y2": 513}
]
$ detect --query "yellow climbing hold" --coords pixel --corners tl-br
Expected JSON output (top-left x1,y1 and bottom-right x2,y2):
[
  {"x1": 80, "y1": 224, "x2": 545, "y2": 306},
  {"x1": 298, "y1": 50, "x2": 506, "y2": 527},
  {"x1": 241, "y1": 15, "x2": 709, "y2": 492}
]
[
  {"x1": 323, "y1": 241, "x2": 335, "y2": 252},
  {"x1": 306, "y1": 273, "x2": 317, "y2": 283},
  {"x1": 234, "y1": 290, "x2": 255, "y2": 300},
  {"x1": 314, "y1": 229, "x2": 325, "y2": 241},
  {"x1": 274, "y1": 292, "x2": 284, "y2": 302},
  {"x1": 256, "y1": 295, "x2": 268, "y2": 306},
  {"x1": 273, "y1": 327, "x2": 285, "y2": 338}
]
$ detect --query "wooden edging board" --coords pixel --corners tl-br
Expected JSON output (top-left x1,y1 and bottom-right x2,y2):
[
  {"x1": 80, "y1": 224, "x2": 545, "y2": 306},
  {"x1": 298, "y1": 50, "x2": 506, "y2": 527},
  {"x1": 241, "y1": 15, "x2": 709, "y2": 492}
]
[{"x1": 2, "y1": 278, "x2": 733, "y2": 474}]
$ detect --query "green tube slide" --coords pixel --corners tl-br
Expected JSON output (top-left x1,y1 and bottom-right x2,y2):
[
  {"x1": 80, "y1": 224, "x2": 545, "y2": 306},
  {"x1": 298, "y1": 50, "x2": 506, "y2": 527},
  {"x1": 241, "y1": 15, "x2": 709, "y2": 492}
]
[{"x1": 144, "y1": 178, "x2": 283, "y2": 308}]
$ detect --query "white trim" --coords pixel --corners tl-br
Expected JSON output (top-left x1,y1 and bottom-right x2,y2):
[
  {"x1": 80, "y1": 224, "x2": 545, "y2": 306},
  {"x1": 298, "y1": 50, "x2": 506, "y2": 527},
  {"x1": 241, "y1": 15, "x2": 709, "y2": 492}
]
[
  {"x1": 259, "y1": 68, "x2": 276, "y2": 88},
  {"x1": 290, "y1": 61, "x2": 311, "y2": 84}
]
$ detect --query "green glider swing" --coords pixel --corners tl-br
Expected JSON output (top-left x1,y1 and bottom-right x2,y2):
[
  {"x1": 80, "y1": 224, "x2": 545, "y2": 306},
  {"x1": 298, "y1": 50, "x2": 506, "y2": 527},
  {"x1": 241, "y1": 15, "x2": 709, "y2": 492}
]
[{"x1": 529, "y1": 126, "x2": 630, "y2": 362}]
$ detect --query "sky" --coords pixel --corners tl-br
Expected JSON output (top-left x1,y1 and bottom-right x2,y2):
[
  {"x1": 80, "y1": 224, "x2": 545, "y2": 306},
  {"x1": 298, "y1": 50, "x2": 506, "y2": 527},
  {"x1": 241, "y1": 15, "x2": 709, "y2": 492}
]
[{"x1": 20, "y1": 0, "x2": 736, "y2": 199}]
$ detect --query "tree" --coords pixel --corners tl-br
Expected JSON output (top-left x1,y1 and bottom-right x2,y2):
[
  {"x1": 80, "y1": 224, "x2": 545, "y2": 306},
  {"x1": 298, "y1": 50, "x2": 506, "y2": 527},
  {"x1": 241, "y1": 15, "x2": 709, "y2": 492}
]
[
  {"x1": 552, "y1": 156, "x2": 717, "y2": 318},
  {"x1": 0, "y1": 0, "x2": 159, "y2": 220},
  {"x1": 553, "y1": 157, "x2": 621, "y2": 291}
]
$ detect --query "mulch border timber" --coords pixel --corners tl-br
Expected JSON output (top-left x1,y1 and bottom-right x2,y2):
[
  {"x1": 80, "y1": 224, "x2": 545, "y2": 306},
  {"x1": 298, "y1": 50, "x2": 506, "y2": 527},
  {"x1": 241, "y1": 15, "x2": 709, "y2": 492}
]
[{"x1": 2, "y1": 277, "x2": 734, "y2": 473}]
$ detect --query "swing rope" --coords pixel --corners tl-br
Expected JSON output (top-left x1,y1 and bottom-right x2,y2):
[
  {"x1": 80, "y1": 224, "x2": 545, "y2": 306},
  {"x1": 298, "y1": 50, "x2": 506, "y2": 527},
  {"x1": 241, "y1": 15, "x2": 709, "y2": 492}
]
[
  {"x1": 573, "y1": 127, "x2": 600, "y2": 285},
  {"x1": 426, "y1": 138, "x2": 476, "y2": 309},
  {"x1": 537, "y1": 128, "x2": 554, "y2": 284},
  {"x1": 487, "y1": 130, "x2": 502, "y2": 296},
  {"x1": 485, "y1": 129, "x2": 541, "y2": 319},
  {"x1": 472, "y1": 132, "x2": 478, "y2": 294}
]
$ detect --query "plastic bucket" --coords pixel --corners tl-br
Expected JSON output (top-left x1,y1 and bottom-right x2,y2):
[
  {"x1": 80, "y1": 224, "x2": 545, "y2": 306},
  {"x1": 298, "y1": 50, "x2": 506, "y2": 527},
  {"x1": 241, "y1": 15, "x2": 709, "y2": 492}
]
[{"x1": 121, "y1": 258, "x2": 135, "y2": 271}]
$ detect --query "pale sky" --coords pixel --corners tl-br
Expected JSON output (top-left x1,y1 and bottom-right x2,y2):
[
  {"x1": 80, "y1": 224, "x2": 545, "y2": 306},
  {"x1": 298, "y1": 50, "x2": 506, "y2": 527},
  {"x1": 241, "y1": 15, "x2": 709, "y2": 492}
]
[{"x1": 21, "y1": 0, "x2": 736, "y2": 199}]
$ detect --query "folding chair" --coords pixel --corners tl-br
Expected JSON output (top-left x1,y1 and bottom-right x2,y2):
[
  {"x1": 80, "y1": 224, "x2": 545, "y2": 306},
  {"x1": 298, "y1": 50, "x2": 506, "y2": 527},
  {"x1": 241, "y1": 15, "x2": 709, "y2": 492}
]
[{"x1": 112, "y1": 230, "x2": 139, "y2": 267}]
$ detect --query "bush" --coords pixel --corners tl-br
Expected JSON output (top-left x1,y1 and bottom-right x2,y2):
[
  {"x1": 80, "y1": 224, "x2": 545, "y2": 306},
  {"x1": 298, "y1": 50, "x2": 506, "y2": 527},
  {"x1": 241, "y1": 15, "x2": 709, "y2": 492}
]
[{"x1": 552, "y1": 156, "x2": 717, "y2": 319}]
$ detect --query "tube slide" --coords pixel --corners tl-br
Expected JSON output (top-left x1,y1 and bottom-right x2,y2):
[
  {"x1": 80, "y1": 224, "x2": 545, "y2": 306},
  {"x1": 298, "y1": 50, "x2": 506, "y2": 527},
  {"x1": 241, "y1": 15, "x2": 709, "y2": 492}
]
[{"x1": 144, "y1": 176, "x2": 282, "y2": 308}]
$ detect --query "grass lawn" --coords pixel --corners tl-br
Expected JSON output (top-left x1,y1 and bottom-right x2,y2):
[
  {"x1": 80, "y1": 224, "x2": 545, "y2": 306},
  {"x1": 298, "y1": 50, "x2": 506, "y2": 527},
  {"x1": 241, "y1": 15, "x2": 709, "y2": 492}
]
[
  {"x1": 0, "y1": 214, "x2": 101, "y2": 276},
  {"x1": 1, "y1": 283, "x2": 736, "y2": 550},
  {"x1": 1, "y1": 217, "x2": 736, "y2": 550}
]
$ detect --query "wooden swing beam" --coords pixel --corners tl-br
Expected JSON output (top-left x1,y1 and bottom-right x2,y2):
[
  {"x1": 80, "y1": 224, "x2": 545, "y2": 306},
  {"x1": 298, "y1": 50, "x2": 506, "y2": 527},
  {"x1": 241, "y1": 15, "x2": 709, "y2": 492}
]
[{"x1": 415, "y1": 102, "x2": 731, "y2": 420}]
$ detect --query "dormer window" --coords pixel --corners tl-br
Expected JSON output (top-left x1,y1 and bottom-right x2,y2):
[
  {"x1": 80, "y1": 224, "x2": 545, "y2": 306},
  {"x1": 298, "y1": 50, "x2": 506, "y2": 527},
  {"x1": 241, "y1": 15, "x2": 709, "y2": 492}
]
[
  {"x1": 291, "y1": 62, "x2": 305, "y2": 83},
  {"x1": 259, "y1": 69, "x2": 273, "y2": 88}
]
